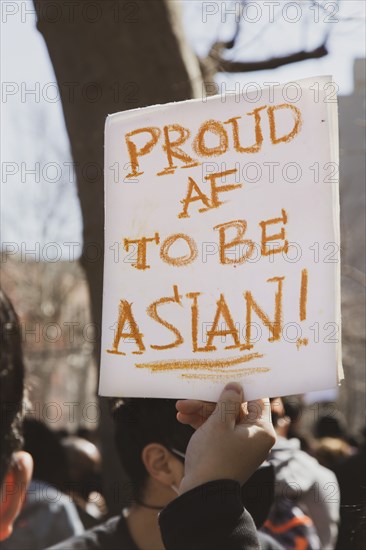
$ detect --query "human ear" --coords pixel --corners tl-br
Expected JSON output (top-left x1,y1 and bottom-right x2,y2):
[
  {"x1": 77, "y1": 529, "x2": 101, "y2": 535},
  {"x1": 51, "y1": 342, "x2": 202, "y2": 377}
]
[
  {"x1": 0, "y1": 451, "x2": 33, "y2": 541},
  {"x1": 141, "y1": 443, "x2": 183, "y2": 488}
]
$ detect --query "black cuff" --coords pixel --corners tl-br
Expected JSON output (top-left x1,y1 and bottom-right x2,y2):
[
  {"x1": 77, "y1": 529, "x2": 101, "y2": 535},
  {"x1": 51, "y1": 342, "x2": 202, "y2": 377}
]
[{"x1": 159, "y1": 479, "x2": 259, "y2": 550}]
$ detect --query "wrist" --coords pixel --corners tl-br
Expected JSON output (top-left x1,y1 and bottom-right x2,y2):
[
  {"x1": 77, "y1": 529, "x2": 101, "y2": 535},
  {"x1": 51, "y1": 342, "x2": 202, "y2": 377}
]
[{"x1": 179, "y1": 473, "x2": 230, "y2": 495}]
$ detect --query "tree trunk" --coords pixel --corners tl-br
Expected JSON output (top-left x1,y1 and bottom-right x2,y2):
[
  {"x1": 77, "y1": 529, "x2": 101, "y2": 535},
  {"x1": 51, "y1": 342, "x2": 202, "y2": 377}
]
[{"x1": 34, "y1": 0, "x2": 202, "y2": 513}]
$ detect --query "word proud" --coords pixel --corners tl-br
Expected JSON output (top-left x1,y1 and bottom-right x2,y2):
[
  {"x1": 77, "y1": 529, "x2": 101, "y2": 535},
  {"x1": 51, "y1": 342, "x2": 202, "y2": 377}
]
[{"x1": 124, "y1": 103, "x2": 302, "y2": 179}]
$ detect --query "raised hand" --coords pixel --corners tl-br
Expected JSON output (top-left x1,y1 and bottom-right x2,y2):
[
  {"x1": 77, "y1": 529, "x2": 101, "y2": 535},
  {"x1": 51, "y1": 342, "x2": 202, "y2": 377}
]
[{"x1": 176, "y1": 383, "x2": 276, "y2": 494}]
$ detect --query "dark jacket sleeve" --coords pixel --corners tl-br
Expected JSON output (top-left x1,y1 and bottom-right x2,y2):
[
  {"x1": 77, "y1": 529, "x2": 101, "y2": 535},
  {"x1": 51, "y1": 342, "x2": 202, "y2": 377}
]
[{"x1": 159, "y1": 480, "x2": 260, "y2": 550}]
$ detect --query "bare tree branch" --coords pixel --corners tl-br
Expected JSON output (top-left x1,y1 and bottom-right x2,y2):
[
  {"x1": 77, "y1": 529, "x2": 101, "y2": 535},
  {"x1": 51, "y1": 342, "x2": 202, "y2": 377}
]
[{"x1": 205, "y1": 43, "x2": 328, "y2": 73}]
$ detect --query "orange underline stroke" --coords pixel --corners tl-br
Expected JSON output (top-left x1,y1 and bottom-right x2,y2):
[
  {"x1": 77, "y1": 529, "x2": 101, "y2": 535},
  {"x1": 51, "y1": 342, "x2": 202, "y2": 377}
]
[
  {"x1": 181, "y1": 367, "x2": 270, "y2": 381},
  {"x1": 135, "y1": 352, "x2": 264, "y2": 372}
]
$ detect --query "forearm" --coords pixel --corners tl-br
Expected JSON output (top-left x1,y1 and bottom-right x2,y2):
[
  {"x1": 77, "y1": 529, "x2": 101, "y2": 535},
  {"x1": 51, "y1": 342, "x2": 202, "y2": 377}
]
[{"x1": 159, "y1": 480, "x2": 260, "y2": 550}]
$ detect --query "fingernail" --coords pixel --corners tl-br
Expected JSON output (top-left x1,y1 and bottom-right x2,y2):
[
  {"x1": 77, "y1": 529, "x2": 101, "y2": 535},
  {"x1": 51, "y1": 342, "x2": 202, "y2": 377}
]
[{"x1": 225, "y1": 383, "x2": 242, "y2": 394}]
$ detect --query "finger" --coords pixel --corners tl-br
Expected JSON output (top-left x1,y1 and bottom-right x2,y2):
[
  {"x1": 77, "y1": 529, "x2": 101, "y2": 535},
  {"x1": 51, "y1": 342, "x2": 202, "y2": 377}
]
[
  {"x1": 176, "y1": 412, "x2": 205, "y2": 430},
  {"x1": 209, "y1": 383, "x2": 243, "y2": 430},
  {"x1": 176, "y1": 400, "x2": 204, "y2": 413},
  {"x1": 176, "y1": 399, "x2": 215, "y2": 418}
]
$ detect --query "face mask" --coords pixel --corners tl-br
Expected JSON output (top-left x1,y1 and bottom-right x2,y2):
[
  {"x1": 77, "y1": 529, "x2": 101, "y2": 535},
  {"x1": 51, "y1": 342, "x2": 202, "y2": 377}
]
[
  {"x1": 169, "y1": 447, "x2": 185, "y2": 496},
  {"x1": 170, "y1": 448, "x2": 186, "y2": 461},
  {"x1": 170, "y1": 483, "x2": 180, "y2": 495}
]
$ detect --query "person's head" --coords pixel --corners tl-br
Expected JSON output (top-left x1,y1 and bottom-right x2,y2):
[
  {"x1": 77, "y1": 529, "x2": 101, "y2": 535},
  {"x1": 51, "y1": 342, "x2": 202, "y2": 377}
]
[
  {"x1": 314, "y1": 409, "x2": 347, "y2": 440},
  {"x1": 113, "y1": 398, "x2": 194, "y2": 506},
  {"x1": 270, "y1": 397, "x2": 291, "y2": 437},
  {"x1": 0, "y1": 291, "x2": 33, "y2": 540},
  {"x1": 314, "y1": 437, "x2": 352, "y2": 471},
  {"x1": 61, "y1": 435, "x2": 102, "y2": 501},
  {"x1": 282, "y1": 396, "x2": 303, "y2": 428}
]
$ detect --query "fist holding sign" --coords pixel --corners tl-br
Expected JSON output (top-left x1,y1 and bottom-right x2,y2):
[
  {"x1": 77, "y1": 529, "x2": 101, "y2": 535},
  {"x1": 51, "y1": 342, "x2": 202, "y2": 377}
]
[{"x1": 99, "y1": 76, "x2": 342, "y2": 401}]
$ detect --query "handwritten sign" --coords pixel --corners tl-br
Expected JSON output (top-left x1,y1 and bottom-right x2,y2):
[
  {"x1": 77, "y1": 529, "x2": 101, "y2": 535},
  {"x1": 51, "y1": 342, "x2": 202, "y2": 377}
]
[{"x1": 99, "y1": 76, "x2": 342, "y2": 401}]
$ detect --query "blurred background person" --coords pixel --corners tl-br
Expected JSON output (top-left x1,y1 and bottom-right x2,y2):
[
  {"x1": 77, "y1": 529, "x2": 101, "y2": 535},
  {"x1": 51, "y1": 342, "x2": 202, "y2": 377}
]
[
  {"x1": 60, "y1": 435, "x2": 106, "y2": 528},
  {"x1": 1, "y1": 419, "x2": 84, "y2": 550},
  {"x1": 262, "y1": 397, "x2": 340, "y2": 549},
  {"x1": 281, "y1": 396, "x2": 311, "y2": 453},
  {"x1": 313, "y1": 437, "x2": 353, "y2": 472}
]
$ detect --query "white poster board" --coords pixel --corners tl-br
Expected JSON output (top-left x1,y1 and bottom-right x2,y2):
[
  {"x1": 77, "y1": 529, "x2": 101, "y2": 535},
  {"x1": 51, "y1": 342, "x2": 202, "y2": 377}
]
[{"x1": 99, "y1": 76, "x2": 342, "y2": 401}]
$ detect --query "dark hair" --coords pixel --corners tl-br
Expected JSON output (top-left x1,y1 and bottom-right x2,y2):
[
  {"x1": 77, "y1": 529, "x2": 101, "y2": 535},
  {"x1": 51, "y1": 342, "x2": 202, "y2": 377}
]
[
  {"x1": 269, "y1": 397, "x2": 282, "y2": 428},
  {"x1": 23, "y1": 419, "x2": 68, "y2": 491},
  {"x1": 0, "y1": 291, "x2": 25, "y2": 486},
  {"x1": 113, "y1": 398, "x2": 194, "y2": 498},
  {"x1": 270, "y1": 396, "x2": 304, "y2": 428},
  {"x1": 314, "y1": 413, "x2": 347, "y2": 439},
  {"x1": 282, "y1": 396, "x2": 304, "y2": 424}
]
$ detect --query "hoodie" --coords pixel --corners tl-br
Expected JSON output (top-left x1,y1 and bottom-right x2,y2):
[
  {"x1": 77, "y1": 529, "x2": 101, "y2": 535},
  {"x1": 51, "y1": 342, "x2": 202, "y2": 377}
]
[{"x1": 268, "y1": 436, "x2": 340, "y2": 549}]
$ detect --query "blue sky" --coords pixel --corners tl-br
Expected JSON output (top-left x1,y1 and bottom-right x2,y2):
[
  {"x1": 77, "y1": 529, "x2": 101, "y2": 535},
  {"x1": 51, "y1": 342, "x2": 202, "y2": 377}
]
[{"x1": 1, "y1": 0, "x2": 365, "y2": 257}]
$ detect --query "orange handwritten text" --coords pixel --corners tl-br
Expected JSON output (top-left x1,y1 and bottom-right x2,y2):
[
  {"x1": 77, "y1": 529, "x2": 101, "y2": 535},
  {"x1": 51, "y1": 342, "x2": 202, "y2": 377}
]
[{"x1": 124, "y1": 104, "x2": 303, "y2": 179}]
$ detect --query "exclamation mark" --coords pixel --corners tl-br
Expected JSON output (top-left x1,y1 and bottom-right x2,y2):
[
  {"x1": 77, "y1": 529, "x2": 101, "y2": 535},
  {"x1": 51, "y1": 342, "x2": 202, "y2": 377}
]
[
  {"x1": 300, "y1": 268, "x2": 308, "y2": 321},
  {"x1": 297, "y1": 269, "x2": 309, "y2": 349}
]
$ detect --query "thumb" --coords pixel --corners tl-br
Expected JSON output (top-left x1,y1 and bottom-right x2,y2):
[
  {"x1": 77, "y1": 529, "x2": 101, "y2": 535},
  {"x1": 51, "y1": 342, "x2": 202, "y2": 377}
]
[{"x1": 210, "y1": 383, "x2": 243, "y2": 430}]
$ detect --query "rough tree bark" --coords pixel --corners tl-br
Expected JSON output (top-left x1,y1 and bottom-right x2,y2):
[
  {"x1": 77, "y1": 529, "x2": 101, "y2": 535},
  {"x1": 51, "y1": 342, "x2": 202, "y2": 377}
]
[
  {"x1": 34, "y1": 0, "x2": 202, "y2": 512},
  {"x1": 34, "y1": 0, "x2": 202, "y2": 349}
]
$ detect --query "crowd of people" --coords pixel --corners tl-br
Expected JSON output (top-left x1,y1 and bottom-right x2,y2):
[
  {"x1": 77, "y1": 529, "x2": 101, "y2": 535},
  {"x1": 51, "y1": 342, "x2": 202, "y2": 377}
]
[{"x1": 0, "y1": 290, "x2": 365, "y2": 549}]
